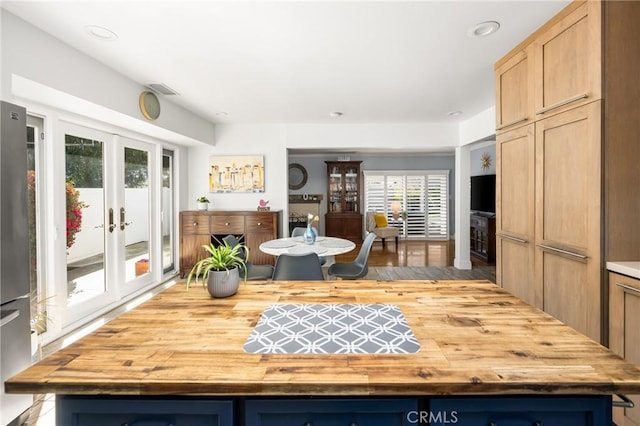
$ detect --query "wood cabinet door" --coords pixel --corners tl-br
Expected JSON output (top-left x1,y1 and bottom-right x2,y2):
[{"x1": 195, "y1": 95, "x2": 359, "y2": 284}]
[
  {"x1": 180, "y1": 234, "x2": 211, "y2": 277},
  {"x1": 245, "y1": 213, "x2": 278, "y2": 266},
  {"x1": 180, "y1": 213, "x2": 212, "y2": 276},
  {"x1": 533, "y1": 2, "x2": 601, "y2": 118},
  {"x1": 496, "y1": 124, "x2": 537, "y2": 306},
  {"x1": 495, "y1": 46, "x2": 534, "y2": 132},
  {"x1": 535, "y1": 101, "x2": 602, "y2": 342},
  {"x1": 609, "y1": 272, "x2": 640, "y2": 426}
]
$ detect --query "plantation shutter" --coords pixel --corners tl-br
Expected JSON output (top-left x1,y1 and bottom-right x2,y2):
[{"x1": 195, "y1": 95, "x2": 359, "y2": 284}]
[
  {"x1": 363, "y1": 170, "x2": 449, "y2": 240},
  {"x1": 427, "y1": 173, "x2": 448, "y2": 238},
  {"x1": 365, "y1": 174, "x2": 385, "y2": 213}
]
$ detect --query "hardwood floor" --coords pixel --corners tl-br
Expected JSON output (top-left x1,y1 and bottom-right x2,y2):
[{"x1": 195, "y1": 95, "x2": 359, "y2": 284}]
[{"x1": 334, "y1": 239, "x2": 496, "y2": 282}]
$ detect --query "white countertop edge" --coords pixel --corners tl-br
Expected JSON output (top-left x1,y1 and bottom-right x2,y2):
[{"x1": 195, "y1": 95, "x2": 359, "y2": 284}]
[{"x1": 607, "y1": 261, "x2": 640, "y2": 280}]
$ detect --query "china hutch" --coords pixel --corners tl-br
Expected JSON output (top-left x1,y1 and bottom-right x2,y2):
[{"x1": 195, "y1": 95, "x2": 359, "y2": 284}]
[{"x1": 325, "y1": 161, "x2": 362, "y2": 242}]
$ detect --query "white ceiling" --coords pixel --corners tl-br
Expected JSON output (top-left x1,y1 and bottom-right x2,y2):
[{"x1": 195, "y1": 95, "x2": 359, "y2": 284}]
[{"x1": 3, "y1": 0, "x2": 569, "y2": 126}]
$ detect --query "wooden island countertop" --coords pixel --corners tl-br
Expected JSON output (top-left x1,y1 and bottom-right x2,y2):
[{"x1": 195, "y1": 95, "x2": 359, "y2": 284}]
[{"x1": 7, "y1": 279, "x2": 640, "y2": 396}]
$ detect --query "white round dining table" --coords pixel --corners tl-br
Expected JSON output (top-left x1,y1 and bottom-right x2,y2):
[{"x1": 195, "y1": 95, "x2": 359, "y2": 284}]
[{"x1": 258, "y1": 236, "x2": 355, "y2": 257}]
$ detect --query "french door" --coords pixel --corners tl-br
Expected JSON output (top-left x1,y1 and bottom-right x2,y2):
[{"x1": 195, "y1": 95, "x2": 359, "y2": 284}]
[{"x1": 61, "y1": 122, "x2": 155, "y2": 325}]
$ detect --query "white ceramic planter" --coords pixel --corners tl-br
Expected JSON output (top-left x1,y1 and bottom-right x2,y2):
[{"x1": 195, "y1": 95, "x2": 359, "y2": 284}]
[{"x1": 197, "y1": 202, "x2": 209, "y2": 211}]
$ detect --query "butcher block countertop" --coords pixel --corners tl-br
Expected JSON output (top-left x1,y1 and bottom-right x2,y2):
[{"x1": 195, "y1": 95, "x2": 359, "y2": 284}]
[{"x1": 7, "y1": 280, "x2": 640, "y2": 396}]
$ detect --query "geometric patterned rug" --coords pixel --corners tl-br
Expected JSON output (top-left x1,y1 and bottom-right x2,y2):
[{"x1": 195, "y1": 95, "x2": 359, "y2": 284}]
[{"x1": 243, "y1": 303, "x2": 420, "y2": 354}]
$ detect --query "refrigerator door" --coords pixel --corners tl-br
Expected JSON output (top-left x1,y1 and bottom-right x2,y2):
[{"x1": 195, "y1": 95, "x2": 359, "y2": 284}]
[
  {"x1": 0, "y1": 297, "x2": 32, "y2": 425},
  {"x1": 0, "y1": 101, "x2": 30, "y2": 304}
]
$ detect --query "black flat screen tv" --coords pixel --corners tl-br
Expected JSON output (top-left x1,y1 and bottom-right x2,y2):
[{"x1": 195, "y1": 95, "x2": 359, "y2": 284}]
[{"x1": 470, "y1": 174, "x2": 496, "y2": 214}]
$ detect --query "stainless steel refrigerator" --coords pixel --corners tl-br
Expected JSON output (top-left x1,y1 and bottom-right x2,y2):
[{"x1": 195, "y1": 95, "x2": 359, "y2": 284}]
[{"x1": 0, "y1": 101, "x2": 33, "y2": 425}]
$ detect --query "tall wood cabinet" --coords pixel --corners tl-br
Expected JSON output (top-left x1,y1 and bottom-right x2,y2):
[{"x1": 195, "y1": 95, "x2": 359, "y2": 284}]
[
  {"x1": 325, "y1": 161, "x2": 363, "y2": 242},
  {"x1": 179, "y1": 210, "x2": 281, "y2": 277},
  {"x1": 496, "y1": 124, "x2": 536, "y2": 306},
  {"x1": 495, "y1": 0, "x2": 640, "y2": 343}
]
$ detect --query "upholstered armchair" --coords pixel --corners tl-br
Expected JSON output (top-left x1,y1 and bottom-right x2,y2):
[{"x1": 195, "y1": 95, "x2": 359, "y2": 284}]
[{"x1": 365, "y1": 212, "x2": 399, "y2": 249}]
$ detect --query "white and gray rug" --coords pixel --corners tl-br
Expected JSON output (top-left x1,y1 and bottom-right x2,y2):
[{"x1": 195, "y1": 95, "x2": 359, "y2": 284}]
[{"x1": 243, "y1": 303, "x2": 420, "y2": 355}]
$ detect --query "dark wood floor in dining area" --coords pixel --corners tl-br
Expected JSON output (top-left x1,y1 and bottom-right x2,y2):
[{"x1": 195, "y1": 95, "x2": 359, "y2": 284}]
[{"x1": 333, "y1": 239, "x2": 496, "y2": 283}]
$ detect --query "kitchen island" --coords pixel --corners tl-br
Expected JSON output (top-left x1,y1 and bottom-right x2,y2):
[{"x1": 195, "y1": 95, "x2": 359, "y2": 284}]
[{"x1": 7, "y1": 280, "x2": 640, "y2": 425}]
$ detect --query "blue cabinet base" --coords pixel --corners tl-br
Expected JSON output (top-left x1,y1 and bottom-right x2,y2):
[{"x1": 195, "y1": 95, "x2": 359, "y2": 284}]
[{"x1": 56, "y1": 394, "x2": 612, "y2": 426}]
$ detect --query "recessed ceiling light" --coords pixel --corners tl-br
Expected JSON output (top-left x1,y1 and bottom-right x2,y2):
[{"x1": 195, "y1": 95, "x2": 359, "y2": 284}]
[
  {"x1": 467, "y1": 21, "x2": 500, "y2": 38},
  {"x1": 448, "y1": 110, "x2": 463, "y2": 116},
  {"x1": 329, "y1": 112, "x2": 344, "y2": 118},
  {"x1": 84, "y1": 25, "x2": 118, "y2": 41},
  {"x1": 215, "y1": 112, "x2": 228, "y2": 117}
]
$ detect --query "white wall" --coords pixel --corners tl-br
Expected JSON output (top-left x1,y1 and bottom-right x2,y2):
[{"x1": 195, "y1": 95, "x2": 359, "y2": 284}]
[
  {"x1": 187, "y1": 124, "x2": 289, "y2": 217},
  {"x1": 459, "y1": 106, "x2": 496, "y2": 146},
  {"x1": 1, "y1": 11, "x2": 214, "y2": 146},
  {"x1": 286, "y1": 123, "x2": 459, "y2": 150}
]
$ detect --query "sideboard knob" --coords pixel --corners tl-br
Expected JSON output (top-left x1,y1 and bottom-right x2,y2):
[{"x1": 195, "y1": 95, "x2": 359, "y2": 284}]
[
  {"x1": 225, "y1": 222, "x2": 230, "y2": 226},
  {"x1": 257, "y1": 222, "x2": 262, "y2": 226},
  {"x1": 192, "y1": 222, "x2": 197, "y2": 227}
]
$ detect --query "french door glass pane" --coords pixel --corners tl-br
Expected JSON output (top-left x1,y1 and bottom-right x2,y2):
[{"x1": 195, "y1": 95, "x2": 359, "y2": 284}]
[
  {"x1": 124, "y1": 147, "x2": 150, "y2": 283},
  {"x1": 65, "y1": 134, "x2": 105, "y2": 306},
  {"x1": 27, "y1": 117, "x2": 44, "y2": 334},
  {"x1": 162, "y1": 152, "x2": 174, "y2": 273}
]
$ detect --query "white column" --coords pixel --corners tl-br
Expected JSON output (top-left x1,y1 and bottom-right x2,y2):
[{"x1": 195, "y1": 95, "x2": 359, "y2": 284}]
[{"x1": 454, "y1": 145, "x2": 472, "y2": 270}]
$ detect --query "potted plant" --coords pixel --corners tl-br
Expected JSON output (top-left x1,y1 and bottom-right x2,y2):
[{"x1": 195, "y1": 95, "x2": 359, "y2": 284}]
[
  {"x1": 185, "y1": 242, "x2": 248, "y2": 298},
  {"x1": 196, "y1": 196, "x2": 210, "y2": 211}
]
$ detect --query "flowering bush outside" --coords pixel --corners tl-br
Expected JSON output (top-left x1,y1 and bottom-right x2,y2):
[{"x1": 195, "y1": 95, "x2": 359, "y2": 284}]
[
  {"x1": 65, "y1": 180, "x2": 88, "y2": 249},
  {"x1": 27, "y1": 171, "x2": 88, "y2": 250}
]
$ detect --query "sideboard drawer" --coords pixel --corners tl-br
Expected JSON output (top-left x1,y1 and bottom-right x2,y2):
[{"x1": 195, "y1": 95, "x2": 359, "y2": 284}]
[
  {"x1": 246, "y1": 213, "x2": 275, "y2": 233},
  {"x1": 181, "y1": 213, "x2": 211, "y2": 235},
  {"x1": 210, "y1": 215, "x2": 244, "y2": 234}
]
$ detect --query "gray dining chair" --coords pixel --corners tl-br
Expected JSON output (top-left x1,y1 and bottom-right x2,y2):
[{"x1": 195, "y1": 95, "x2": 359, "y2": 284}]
[
  {"x1": 222, "y1": 235, "x2": 274, "y2": 280},
  {"x1": 290, "y1": 227, "x2": 326, "y2": 265},
  {"x1": 327, "y1": 232, "x2": 376, "y2": 280},
  {"x1": 272, "y1": 253, "x2": 325, "y2": 281}
]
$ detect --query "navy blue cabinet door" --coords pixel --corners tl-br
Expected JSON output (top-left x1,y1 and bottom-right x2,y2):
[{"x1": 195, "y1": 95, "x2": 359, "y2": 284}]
[
  {"x1": 429, "y1": 396, "x2": 611, "y2": 426},
  {"x1": 56, "y1": 396, "x2": 234, "y2": 426}
]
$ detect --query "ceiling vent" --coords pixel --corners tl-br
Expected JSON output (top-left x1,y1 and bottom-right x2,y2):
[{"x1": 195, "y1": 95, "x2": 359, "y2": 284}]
[{"x1": 147, "y1": 83, "x2": 179, "y2": 96}]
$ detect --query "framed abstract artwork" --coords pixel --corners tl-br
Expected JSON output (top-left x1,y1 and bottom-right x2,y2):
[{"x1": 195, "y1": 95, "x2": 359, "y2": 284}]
[{"x1": 208, "y1": 155, "x2": 265, "y2": 193}]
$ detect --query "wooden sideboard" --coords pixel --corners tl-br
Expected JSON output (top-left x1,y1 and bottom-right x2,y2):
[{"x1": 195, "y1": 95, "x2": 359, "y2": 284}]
[
  {"x1": 179, "y1": 210, "x2": 281, "y2": 277},
  {"x1": 470, "y1": 213, "x2": 495, "y2": 263}
]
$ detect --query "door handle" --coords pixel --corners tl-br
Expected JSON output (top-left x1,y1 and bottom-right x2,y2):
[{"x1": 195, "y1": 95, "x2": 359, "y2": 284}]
[
  {"x1": 495, "y1": 233, "x2": 528, "y2": 244},
  {"x1": 120, "y1": 207, "x2": 126, "y2": 231},
  {"x1": 535, "y1": 243, "x2": 588, "y2": 260},
  {"x1": 108, "y1": 208, "x2": 116, "y2": 232}
]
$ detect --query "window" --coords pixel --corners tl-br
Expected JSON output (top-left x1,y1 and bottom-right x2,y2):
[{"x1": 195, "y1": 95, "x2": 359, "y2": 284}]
[{"x1": 363, "y1": 170, "x2": 449, "y2": 240}]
